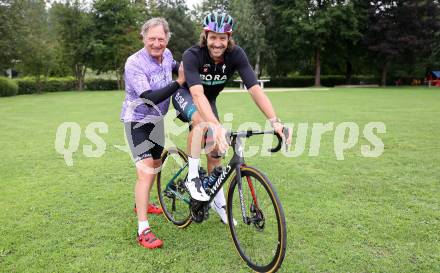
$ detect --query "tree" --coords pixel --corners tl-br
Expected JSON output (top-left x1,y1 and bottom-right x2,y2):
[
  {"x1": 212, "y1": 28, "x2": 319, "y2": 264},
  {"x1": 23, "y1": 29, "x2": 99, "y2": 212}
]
[
  {"x1": 416, "y1": 0, "x2": 440, "y2": 76},
  {"x1": 277, "y1": 0, "x2": 360, "y2": 86},
  {"x1": 0, "y1": 0, "x2": 17, "y2": 71},
  {"x1": 91, "y1": 0, "x2": 142, "y2": 89},
  {"x1": 12, "y1": 0, "x2": 57, "y2": 91},
  {"x1": 331, "y1": 0, "x2": 369, "y2": 83},
  {"x1": 51, "y1": 1, "x2": 95, "y2": 90},
  {"x1": 364, "y1": 1, "x2": 440, "y2": 85},
  {"x1": 1, "y1": 1, "x2": 54, "y2": 81},
  {"x1": 229, "y1": 0, "x2": 268, "y2": 76},
  {"x1": 192, "y1": 0, "x2": 230, "y2": 26}
]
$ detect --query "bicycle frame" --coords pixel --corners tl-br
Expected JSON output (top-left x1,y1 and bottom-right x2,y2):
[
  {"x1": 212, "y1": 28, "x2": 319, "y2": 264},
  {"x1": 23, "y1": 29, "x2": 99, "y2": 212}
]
[
  {"x1": 164, "y1": 135, "x2": 244, "y2": 205},
  {"x1": 165, "y1": 130, "x2": 284, "y2": 219}
]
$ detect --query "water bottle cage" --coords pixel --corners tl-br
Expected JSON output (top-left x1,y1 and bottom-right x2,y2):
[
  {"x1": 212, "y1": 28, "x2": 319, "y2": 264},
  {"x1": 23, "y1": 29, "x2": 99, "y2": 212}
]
[{"x1": 202, "y1": 166, "x2": 223, "y2": 190}]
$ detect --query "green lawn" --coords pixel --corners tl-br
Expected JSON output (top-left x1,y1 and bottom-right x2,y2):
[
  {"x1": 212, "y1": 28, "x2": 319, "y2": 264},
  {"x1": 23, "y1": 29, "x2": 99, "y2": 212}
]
[{"x1": 1, "y1": 87, "x2": 439, "y2": 272}]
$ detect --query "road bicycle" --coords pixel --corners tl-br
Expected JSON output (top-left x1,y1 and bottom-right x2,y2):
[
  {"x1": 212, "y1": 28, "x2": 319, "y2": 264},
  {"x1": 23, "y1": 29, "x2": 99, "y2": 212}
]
[{"x1": 157, "y1": 129, "x2": 288, "y2": 273}]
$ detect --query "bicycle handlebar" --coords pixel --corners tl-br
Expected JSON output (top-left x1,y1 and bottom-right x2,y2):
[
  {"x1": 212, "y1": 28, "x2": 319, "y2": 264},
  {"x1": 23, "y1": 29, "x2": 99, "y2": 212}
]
[{"x1": 229, "y1": 127, "x2": 290, "y2": 153}]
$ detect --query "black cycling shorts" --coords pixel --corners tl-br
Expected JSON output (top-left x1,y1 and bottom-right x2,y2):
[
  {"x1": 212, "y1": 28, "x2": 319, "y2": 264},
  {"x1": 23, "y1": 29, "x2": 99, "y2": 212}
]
[
  {"x1": 124, "y1": 121, "x2": 164, "y2": 161},
  {"x1": 172, "y1": 87, "x2": 219, "y2": 124}
]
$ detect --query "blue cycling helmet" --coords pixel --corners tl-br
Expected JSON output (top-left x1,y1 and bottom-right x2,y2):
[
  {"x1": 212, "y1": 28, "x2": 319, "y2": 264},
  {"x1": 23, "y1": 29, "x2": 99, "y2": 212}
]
[{"x1": 203, "y1": 12, "x2": 234, "y2": 34}]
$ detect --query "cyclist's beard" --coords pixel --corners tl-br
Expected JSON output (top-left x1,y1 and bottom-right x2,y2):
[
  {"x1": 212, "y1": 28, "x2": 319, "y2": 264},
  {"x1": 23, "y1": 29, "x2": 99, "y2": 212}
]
[{"x1": 208, "y1": 45, "x2": 226, "y2": 60}]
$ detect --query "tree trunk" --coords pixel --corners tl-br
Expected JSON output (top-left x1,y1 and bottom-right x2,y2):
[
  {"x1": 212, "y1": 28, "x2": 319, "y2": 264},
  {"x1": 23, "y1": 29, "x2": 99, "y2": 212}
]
[
  {"x1": 381, "y1": 61, "x2": 389, "y2": 86},
  {"x1": 74, "y1": 64, "x2": 86, "y2": 91},
  {"x1": 79, "y1": 65, "x2": 86, "y2": 91},
  {"x1": 314, "y1": 47, "x2": 321, "y2": 87},
  {"x1": 116, "y1": 67, "x2": 124, "y2": 90},
  {"x1": 345, "y1": 59, "x2": 353, "y2": 85},
  {"x1": 254, "y1": 52, "x2": 261, "y2": 78},
  {"x1": 36, "y1": 76, "x2": 42, "y2": 94}
]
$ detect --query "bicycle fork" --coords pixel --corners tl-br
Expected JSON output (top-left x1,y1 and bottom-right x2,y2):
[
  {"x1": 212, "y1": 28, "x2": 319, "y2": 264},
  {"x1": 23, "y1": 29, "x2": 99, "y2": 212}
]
[{"x1": 236, "y1": 165, "x2": 260, "y2": 225}]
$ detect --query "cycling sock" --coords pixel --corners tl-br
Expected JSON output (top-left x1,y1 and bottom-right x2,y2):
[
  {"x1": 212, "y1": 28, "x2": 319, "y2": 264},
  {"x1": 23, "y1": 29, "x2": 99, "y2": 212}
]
[
  {"x1": 138, "y1": 220, "x2": 150, "y2": 235},
  {"x1": 188, "y1": 156, "x2": 200, "y2": 180},
  {"x1": 213, "y1": 186, "x2": 226, "y2": 207}
]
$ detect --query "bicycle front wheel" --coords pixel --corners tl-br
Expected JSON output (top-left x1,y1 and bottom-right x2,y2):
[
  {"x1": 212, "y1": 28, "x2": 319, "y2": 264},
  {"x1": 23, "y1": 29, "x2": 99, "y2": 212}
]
[
  {"x1": 227, "y1": 166, "x2": 286, "y2": 273},
  {"x1": 157, "y1": 147, "x2": 192, "y2": 228}
]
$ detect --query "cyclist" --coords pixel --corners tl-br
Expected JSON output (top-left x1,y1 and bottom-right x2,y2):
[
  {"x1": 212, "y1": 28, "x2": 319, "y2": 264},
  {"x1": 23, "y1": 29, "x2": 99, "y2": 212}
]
[
  {"x1": 121, "y1": 17, "x2": 184, "y2": 249},
  {"x1": 172, "y1": 11, "x2": 292, "y2": 224}
]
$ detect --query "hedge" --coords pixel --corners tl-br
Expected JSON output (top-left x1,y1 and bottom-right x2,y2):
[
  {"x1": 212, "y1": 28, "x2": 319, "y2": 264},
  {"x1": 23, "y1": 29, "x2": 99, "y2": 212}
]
[
  {"x1": 14, "y1": 77, "x2": 120, "y2": 94},
  {"x1": 266, "y1": 75, "x2": 379, "y2": 88},
  {"x1": 1, "y1": 74, "x2": 394, "y2": 97},
  {"x1": 0, "y1": 77, "x2": 19, "y2": 97},
  {"x1": 225, "y1": 75, "x2": 379, "y2": 88},
  {"x1": 16, "y1": 77, "x2": 76, "y2": 94},
  {"x1": 84, "y1": 79, "x2": 119, "y2": 91}
]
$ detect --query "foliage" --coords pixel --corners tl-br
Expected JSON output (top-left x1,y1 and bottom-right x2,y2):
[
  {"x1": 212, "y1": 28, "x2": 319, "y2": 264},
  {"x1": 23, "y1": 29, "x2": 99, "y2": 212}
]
[
  {"x1": 14, "y1": 0, "x2": 55, "y2": 81},
  {"x1": 90, "y1": 0, "x2": 142, "y2": 89},
  {"x1": 192, "y1": 0, "x2": 230, "y2": 23},
  {"x1": 16, "y1": 77, "x2": 76, "y2": 94},
  {"x1": 364, "y1": 0, "x2": 440, "y2": 85},
  {"x1": 150, "y1": 0, "x2": 198, "y2": 60},
  {"x1": 274, "y1": 0, "x2": 361, "y2": 86},
  {"x1": 14, "y1": 77, "x2": 118, "y2": 94},
  {"x1": 229, "y1": 0, "x2": 268, "y2": 76},
  {"x1": 0, "y1": 77, "x2": 18, "y2": 97},
  {"x1": 0, "y1": 1, "x2": 439, "y2": 86},
  {"x1": 84, "y1": 78, "x2": 119, "y2": 91},
  {"x1": 50, "y1": 1, "x2": 95, "y2": 90},
  {"x1": 267, "y1": 75, "x2": 378, "y2": 88},
  {"x1": 0, "y1": 0, "x2": 18, "y2": 71}
]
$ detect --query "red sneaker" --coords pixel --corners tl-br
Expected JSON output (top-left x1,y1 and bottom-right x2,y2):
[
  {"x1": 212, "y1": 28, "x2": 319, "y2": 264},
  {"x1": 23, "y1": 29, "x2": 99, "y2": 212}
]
[
  {"x1": 147, "y1": 203, "x2": 163, "y2": 214},
  {"x1": 137, "y1": 228, "x2": 163, "y2": 249},
  {"x1": 133, "y1": 203, "x2": 163, "y2": 215}
]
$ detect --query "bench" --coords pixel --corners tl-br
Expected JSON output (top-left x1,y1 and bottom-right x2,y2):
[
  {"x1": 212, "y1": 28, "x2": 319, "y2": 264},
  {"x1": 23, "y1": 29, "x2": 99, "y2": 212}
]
[{"x1": 233, "y1": 79, "x2": 270, "y2": 89}]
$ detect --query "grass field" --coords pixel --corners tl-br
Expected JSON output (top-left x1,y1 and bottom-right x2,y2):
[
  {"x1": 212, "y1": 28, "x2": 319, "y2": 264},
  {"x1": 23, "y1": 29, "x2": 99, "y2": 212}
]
[{"x1": 1, "y1": 87, "x2": 439, "y2": 272}]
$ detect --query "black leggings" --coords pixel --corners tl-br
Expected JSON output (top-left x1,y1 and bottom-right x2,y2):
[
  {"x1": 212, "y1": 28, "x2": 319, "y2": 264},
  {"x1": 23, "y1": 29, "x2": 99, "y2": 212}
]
[
  {"x1": 124, "y1": 120, "x2": 164, "y2": 161},
  {"x1": 172, "y1": 87, "x2": 219, "y2": 124}
]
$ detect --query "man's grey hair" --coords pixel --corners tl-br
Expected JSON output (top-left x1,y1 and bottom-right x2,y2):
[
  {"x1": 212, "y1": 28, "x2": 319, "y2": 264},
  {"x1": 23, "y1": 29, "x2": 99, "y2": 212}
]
[{"x1": 140, "y1": 17, "x2": 171, "y2": 40}]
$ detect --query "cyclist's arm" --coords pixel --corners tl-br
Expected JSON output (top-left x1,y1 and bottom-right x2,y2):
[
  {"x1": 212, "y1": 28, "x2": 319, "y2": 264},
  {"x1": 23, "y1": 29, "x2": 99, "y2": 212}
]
[
  {"x1": 248, "y1": 85, "x2": 292, "y2": 144},
  {"x1": 247, "y1": 85, "x2": 277, "y2": 120},
  {"x1": 233, "y1": 46, "x2": 291, "y2": 142},
  {"x1": 233, "y1": 46, "x2": 277, "y2": 120},
  {"x1": 189, "y1": 84, "x2": 220, "y2": 125}
]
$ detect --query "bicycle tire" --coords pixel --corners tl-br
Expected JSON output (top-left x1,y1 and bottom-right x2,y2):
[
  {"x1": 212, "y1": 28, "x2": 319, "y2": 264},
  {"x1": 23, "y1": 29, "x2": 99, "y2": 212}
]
[
  {"x1": 227, "y1": 166, "x2": 286, "y2": 273},
  {"x1": 157, "y1": 147, "x2": 192, "y2": 228}
]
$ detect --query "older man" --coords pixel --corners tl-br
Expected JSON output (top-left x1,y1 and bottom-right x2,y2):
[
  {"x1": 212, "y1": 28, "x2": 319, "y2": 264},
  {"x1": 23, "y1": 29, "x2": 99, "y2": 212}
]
[{"x1": 121, "y1": 17, "x2": 184, "y2": 249}]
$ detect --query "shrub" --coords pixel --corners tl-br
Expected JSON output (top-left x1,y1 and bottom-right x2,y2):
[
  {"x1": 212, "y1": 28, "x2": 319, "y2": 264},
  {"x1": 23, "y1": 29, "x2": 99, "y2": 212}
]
[
  {"x1": 16, "y1": 78, "x2": 38, "y2": 94},
  {"x1": 0, "y1": 77, "x2": 19, "y2": 97},
  {"x1": 44, "y1": 77, "x2": 76, "y2": 92},
  {"x1": 16, "y1": 77, "x2": 76, "y2": 94},
  {"x1": 266, "y1": 75, "x2": 379, "y2": 88},
  {"x1": 84, "y1": 79, "x2": 119, "y2": 91},
  {"x1": 15, "y1": 77, "x2": 121, "y2": 94}
]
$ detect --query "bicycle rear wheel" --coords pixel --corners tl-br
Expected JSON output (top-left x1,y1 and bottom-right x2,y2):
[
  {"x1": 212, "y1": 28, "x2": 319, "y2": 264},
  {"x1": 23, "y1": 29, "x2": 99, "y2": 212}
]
[
  {"x1": 157, "y1": 147, "x2": 192, "y2": 228},
  {"x1": 227, "y1": 166, "x2": 286, "y2": 273}
]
